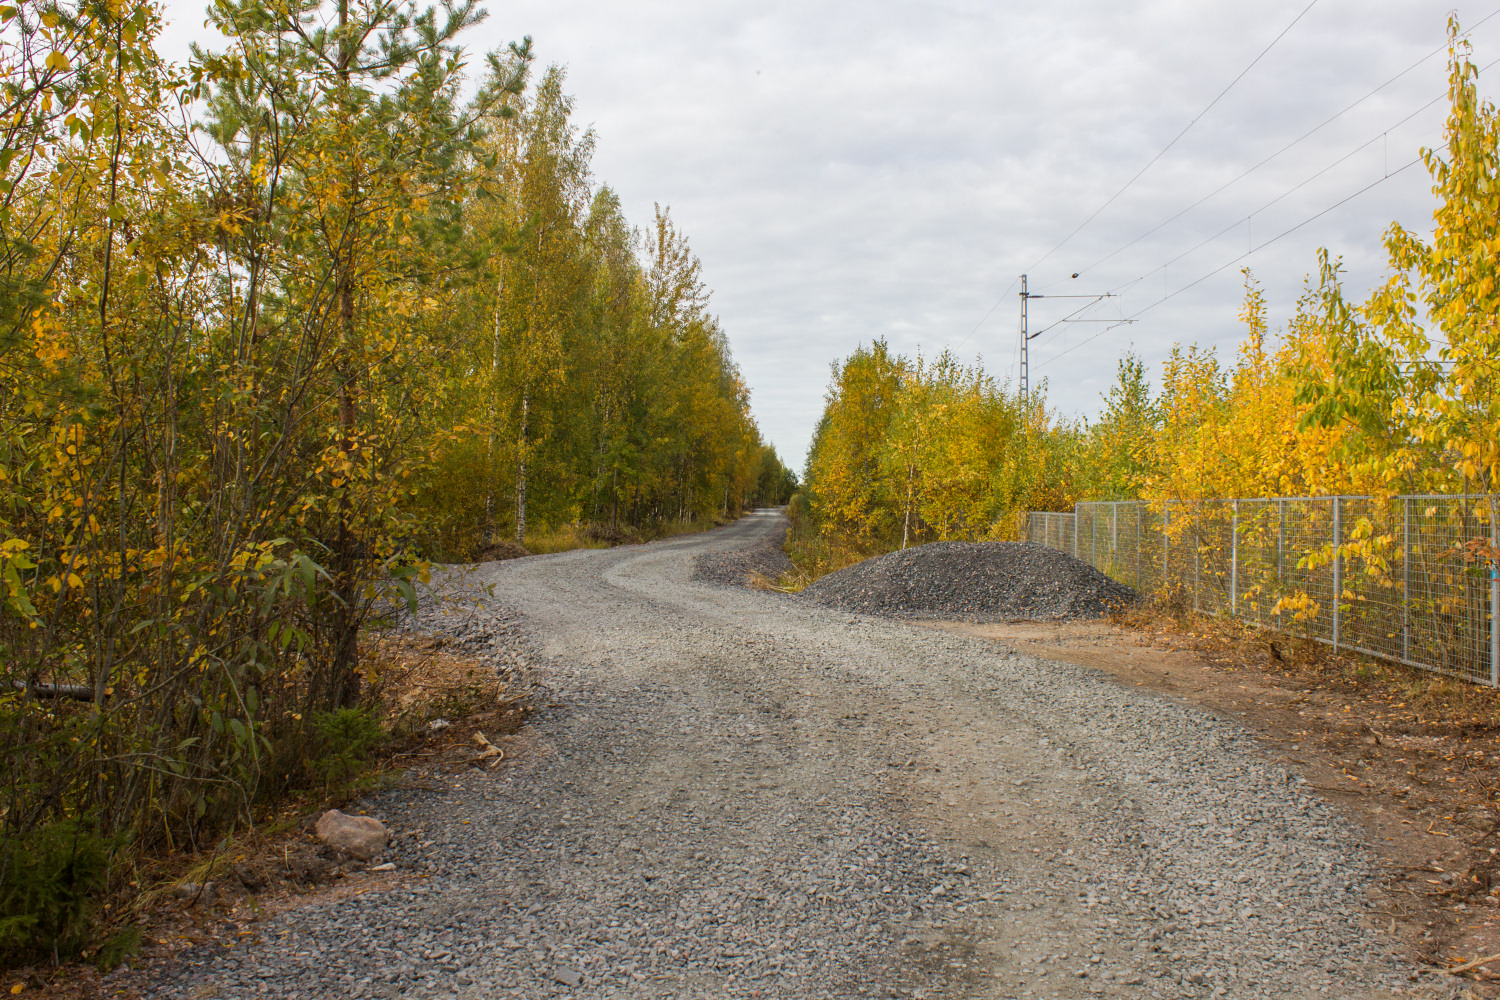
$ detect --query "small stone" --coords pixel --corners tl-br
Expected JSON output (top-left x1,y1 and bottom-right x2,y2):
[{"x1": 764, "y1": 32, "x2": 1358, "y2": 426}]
[
  {"x1": 315, "y1": 809, "x2": 390, "y2": 860},
  {"x1": 552, "y1": 966, "x2": 583, "y2": 987},
  {"x1": 369, "y1": 862, "x2": 397, "y2": 872}
]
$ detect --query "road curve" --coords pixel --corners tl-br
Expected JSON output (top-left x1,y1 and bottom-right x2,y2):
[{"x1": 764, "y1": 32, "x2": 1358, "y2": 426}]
[{"x1": 146, "y1": 510, "x2": 1425, "y2": 999}]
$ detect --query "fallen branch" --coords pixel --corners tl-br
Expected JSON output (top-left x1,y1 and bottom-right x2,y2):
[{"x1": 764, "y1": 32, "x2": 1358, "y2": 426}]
[
  {"x1": 471, "y1": 731, "x2": 505, "y2": 768},
  {"x1": 9, "y1": 680, "x2": 102, "y2": 701},
  {"x1": 1445, "y1": 952, "x2": 1500, "y2": 975}
]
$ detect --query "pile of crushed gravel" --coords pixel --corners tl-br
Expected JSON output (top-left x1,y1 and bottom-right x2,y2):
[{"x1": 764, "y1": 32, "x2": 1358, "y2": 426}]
[
  {"x1": 802, "y1": 540, "x2": 1136, "y2": 621},
  {"x1": 692, "y1": 509, "x2": 793, "y2": 587}
]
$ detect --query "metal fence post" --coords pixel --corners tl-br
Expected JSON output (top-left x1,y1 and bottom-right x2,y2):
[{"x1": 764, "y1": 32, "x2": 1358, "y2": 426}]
[
  {"x1": 1104, "y1": 503, "x2": 1116, "y2": 575},
  {"x1": 1402, "y1": 497, "x2": 1410, "y2": 663},
  {"x1": 1136, "y1": 503, "x2": 1143, "y2": 590},
  {"x1": 1332, "y1": 496, "x2": 1342, "y2": 652},
  {"x1": 1193, "y1": 507, "x2": 1200, "y2": 613},
  {"x1": 1230, "y1": 500, "x2": 1239, "y2": 616},
  {"x1": 1277, "y1": 499, "x2": 1285, "y2": 583},
  {"x1": 1491, "y1": 495, "x2": 1498, "y2": 687},
  {"x1": 1163, "y1": 505, "x2": 1169, "y2": 588}
]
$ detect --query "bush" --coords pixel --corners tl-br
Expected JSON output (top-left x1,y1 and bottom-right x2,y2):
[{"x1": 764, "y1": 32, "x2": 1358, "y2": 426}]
[
  {"x1": 310, "y1": 708, "x2": 387, "y2": 790},
  {"x1": 0, "y1": 820, "x2": 112, "y2": 966}
]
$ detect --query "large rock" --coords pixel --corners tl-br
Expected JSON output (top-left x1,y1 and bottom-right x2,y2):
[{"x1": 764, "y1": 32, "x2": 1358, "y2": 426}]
[{"x1": 314, "y1": 809, "x2": 389, "y2": 860}]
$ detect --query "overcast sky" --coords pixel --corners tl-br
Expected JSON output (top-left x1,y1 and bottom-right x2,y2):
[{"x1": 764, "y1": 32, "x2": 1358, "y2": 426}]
[{"x1": 158, "y1": 0, "x2": 1500, "y2": 473}]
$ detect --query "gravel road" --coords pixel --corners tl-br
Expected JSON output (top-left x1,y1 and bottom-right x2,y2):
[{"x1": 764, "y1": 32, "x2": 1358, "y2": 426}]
[{"x1": 144, "y1": 510, "x2": 1444, "y2": 999}]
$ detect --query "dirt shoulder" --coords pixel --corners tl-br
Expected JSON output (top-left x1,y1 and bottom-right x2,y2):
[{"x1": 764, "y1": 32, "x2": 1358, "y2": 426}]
[{"x1": 914, "y1": 615, "x2": 1500, "y2": 992}]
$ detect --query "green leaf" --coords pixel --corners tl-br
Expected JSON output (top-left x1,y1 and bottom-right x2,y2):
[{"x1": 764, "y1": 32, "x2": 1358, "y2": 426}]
[{"x1": 394, "y1": 577, "x2": 417, "y2": 613}]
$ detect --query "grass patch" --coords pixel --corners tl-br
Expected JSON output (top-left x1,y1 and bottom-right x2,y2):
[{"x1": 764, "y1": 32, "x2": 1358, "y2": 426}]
[
  {"x1": 777, "y1": 531, "x2": 891, "y2": 592},
  {"x1": 520, "y1": 515, "x2": 735, "y2": 556},
  {"x1": 521, "y1": 524, "x2": 615, "y2": 555}
]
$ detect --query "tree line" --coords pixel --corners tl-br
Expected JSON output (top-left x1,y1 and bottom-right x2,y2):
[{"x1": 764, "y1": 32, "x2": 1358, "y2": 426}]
[
  {"x1": 0, "y1": 0, "x2": 790, "y2": 964},
  {"x1": 796, "y1": 25, "x2": 1499, "y2": 556}
]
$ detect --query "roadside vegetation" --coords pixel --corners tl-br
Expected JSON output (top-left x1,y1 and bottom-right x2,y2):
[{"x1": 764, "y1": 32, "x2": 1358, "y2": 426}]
[
  {"x1": 791, "y1": 25, "x2": 1499, "y2": 593},
  {"x1": 0, "y1": 0, "x2": 794, "y2": 973}
]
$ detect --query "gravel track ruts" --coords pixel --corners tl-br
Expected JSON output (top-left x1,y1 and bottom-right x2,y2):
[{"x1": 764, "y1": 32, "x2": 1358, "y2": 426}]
[{"x1": 142, "y1": 510, "x2": 1442, "y2": 999}]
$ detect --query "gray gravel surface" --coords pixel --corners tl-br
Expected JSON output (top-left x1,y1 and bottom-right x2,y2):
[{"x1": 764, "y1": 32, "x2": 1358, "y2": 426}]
[
  {"x1": 803, "y1": 540, "x2": 1137, "y2": 622},
  {"x1": 692, "y1": 509, "x2": 793, "y2": 587},
  {"x1": 139, "y1": 510, "x2": 1446, "y2": 999}
]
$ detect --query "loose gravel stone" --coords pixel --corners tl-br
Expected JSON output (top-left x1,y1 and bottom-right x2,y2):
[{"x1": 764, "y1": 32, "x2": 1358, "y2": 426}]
[
  {"x1": 135, "y1": 510, "x2": 1448, "y2": 1000},
  {"x1": 692, "y1": 510, "x2": 792, "y2": 586},
  {"x1": 802, "y1": 539, "x2": 1137, "y2": 621}
]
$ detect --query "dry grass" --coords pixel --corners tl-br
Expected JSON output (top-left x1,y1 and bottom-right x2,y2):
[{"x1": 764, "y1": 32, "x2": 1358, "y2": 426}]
[
  {"x1": 361, "y1": 632, "x2": 517, "y2": 729},
  {"x1": 519, "y1": 516, "x2": 731, "y2": 556},
  {"x1": 521, "y1": 523, "x2": 616, "y2": 555},
  {"x1": 777, "y1": 532, "x2": 889, "y2": 592}
]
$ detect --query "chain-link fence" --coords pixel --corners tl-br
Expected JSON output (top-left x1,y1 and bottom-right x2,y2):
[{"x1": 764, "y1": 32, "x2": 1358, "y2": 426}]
[{"x1": 1027, "y1": 496, "x2": 1500, "y2": 686}]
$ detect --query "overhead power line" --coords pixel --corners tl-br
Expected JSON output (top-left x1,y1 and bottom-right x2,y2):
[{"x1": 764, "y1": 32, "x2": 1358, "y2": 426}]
[
  {"x1": 1027, "y1": 0, "x2": 1323, "y2": 275},
  {"x1": 1104, "y1": 77, "x2": 1462, "y2": 298},
  {"x1": 954, "y1": 275, "x2": 1020, "y2": 356},
  {"x1": 1033, "y1": 154, "x2": 1425, "y2": 371},
  {"x1": 1031, "y1": 43, "x2": 1500, "y2": 370},
  {"x1": 1057, "y1": 6, "x2": 1500, "y2": 289}
]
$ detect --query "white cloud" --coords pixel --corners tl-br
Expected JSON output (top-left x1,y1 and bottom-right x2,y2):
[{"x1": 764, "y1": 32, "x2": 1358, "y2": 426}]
[{"x1": 155, "y1": 0, "x2": 1500, "y2": 473}]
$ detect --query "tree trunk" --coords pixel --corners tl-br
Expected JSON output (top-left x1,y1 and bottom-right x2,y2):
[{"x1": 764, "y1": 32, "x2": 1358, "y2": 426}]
[
  {"x1": 483, "y1": 274, "x2": 503, "y2": 544},
  {"x1": 322, "y1": 0, "x2": 362, "y2": 711},
  {"x1": 515, "y1": 386, "x2": 529, "y2": 543}
]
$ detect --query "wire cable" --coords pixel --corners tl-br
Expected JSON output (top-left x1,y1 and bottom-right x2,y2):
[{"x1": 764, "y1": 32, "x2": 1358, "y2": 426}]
[
  {"x1": 1034, "y1": 155, "x2": 1424, "y2": 370},
  {"x1": 952, "y1": 275, "x2": 1020, "y2": 351},
  {"x1": 1027, "y1": 0, "x2": 1323, "y2": 275},
  {"x1": 1103, "y1": 84, "x2": 1453, "y2": 299},
  {"x1": 1055, "y1": 5, "x2": 1500, "y2": 288},
  {"x1": 1066, "y1": 47, "x2": 1500, "y2": 325}
]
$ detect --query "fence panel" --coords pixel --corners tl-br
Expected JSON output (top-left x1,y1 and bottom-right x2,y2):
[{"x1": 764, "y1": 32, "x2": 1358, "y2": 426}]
[{"x1": 1029, "y1": 495, "x2": 1498, "y2": 686}]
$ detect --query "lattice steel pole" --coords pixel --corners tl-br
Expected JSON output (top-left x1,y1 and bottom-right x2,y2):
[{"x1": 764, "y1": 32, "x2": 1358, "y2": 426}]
[{"x1": 1019, "y1": 274, "x2": 1029, "y2": 398}]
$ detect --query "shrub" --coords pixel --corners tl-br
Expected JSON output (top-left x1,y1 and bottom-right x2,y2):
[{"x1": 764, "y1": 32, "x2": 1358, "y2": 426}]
[
  {"x1": 0, "y1": 820, "x2": 112, "y2": 966},
  {"x1": 310, "y1": 708, "x2": 387, "y2": 790}
]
